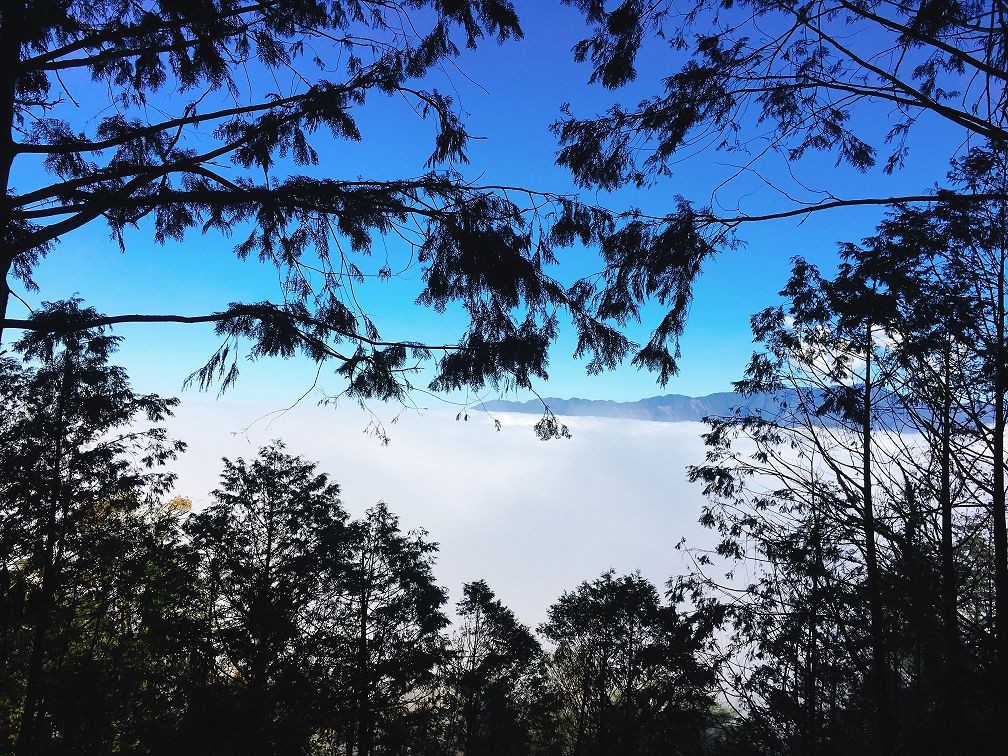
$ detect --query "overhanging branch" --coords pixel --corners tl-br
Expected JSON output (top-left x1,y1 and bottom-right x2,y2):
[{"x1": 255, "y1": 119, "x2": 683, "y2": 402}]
[
  {"x1": 607, "y1": 192, "x2": 1008, "y2": 228},
  {"x1": 0, "y1": 307, "x2": 463, "y2": 352}
]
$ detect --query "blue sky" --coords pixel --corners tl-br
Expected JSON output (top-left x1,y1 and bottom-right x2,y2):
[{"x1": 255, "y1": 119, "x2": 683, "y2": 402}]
[{"x1": 13, "y1": 2, "x2": 964, "y2": 403}]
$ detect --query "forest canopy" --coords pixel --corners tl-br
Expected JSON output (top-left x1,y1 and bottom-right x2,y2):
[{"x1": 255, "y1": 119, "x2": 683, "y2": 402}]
[
  {"x1": 0, "y1": 323, "x2": 724, "y2": 754},
  {"x1": 1, "y1": 0, "x2": 634, "y2": 427}
]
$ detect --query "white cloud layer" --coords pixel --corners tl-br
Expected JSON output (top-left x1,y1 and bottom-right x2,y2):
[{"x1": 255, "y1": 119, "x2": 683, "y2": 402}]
[{"x1": 166, "y1": 401, "x2": 716, "y2": 627}]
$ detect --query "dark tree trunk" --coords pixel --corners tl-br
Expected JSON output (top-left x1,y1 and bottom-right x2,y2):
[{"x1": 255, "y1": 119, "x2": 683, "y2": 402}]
[
  {"x1": 14, "y1": 557, "x2": 56, "y2": 756},
  {"x1": 994, "y1": 230, "x2": 1008, "y2": 686},
  {"x1": 939, "y1": 350, "x2": 960, "y2": 710},
  {"x1": 805, "y1": 504, "x2": 821, "y2": 756},
  {"x1": 354, "y1": 576, "x2": 372, "y2": 756},
  {"x1": 861, "y1": 326, "x2": 895, "y2": 755},
  {"x1": 0, "y1": 1, "x2": 25, "y2": 344},
  {"x1": 462, "y1": 688, "x2": 476, "y2": 756},
  {"x1": 573, "y1": 679, "x2": 588, "y2": 756}
]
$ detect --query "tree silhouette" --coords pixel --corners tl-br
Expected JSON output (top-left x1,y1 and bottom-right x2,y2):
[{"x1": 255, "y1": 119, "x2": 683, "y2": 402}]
[
  {"x1": 443, "y1": 579, "x2": 546, "y2": 756},
  {"x1": 338, "y1": 502, "x2": 449, "y2": 756},
  {"x1": 0, "y1": 299, "x2": 185, "y2": 755},
  {"x1": 539, "y1": 570, "x2": 719, "y2": 756},
  {"x1": 185, "y1": 441, "x2": 351, "y2": 755},
  {"x1": 688, "y1": 178, "x2": 1008, "y2": 751},
  {"x1": 2, "y1": 0, "x2": 636, "y2": 418},
  {"x1": 555, "y1": 0, "x2": 1008, "y2": 374},
  {"x1": 840, "y1": 147, "x2": 1008, "y2": 741}
]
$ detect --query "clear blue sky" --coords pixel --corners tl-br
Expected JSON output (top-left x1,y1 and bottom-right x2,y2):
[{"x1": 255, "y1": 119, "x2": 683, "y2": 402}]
[{"x1": 13, "y1": 2, "x2": 962, "y2": 404}]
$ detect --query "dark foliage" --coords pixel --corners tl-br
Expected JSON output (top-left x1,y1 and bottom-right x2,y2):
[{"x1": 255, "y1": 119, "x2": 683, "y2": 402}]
[
  {"x1": 0, "y1": 313, "x2": 724, "y2": 755},
  {"x1": 539, "y1": 571, "x2": 722, "y2": 756},
  {"x1": 686, "y1": 149, "x2": 1008, "y2": 754},
  {"x1": 1, "y1": 0, "x2": 648, "y2": 425},
  {"x1": 556, "y1": 0, "x2": 1008, "y2": 374},
  {"x1": 441, "y1": 580, "x2": 551, "y2": 756},
  {"x1": 0, "y1": 300, "x2": 189, "y2": 754}
]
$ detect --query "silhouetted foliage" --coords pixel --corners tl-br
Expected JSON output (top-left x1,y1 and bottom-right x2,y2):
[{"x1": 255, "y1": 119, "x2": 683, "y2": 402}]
[
  {"x1": 336, "y1": 501, "x2": 449, "y2": 756},
  {"x1": 0, "y1": 300, "x2": 187, "y2": 755},
  {"x1": 556, "y1": 0, "x2": 1008, "y2": 373},
  {"x1": 6, "y1": 5, "x2": 1008, "y2": 749},
  {"x1": 442, "y1": 580, "x2": 550, "y2": 756},
  {"x1": 0, "y1": 314, "x2": 738, "y2": 755},
  {"x1": 26, "y1": 230, "x2": 1008, "y2": 756},
  {"x1": 539, "y1": 571, "x2": 720, "y2": 756},
  {"x1": 185, "y1": 441, "x2": 352, "y2": 755},
  {"x1": 1, "y1": 0, "x2": 651, "y2": 426},
  {"x1": 688, "y1": 152, "x2": 1008, "y2": 754}
]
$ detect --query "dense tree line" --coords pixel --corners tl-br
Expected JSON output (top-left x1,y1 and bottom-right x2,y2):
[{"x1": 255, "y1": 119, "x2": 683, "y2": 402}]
[{"x1": 0, "y1": 309, "x2": 724, "y2": 755}]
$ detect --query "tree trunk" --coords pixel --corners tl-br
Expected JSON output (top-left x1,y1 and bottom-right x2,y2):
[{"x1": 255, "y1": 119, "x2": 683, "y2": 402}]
[
  {"x1": 573, "y1": 678, "x2": 589, "y2": 756},
  {"x1": 994, "y1": 218, "x2": 1008, "y2": 689},
  {"x1": 861, "y1": 325, "x2": 895, "y2": 755},
  {"x1": 939, "y1": 349, "x2": 961, "y2": 717},
  {"x1": 0, "y1": 0, "x2": 23, "y2": 344},
  {"x1": 828, "y1": 629, "x2": 838, "y2": 756},
  {"x1": 15, "y1": 558, "x2": 56, "y2": 756},
  {"x1": 805, "y1": 503, "x2": 821, "y2": 756},
  {"x1": 462, "y1": 688, "x2": 475, "y2": 756},
  {"x1": 355, "y1": 569, "x2": 372, "y2": 756}
]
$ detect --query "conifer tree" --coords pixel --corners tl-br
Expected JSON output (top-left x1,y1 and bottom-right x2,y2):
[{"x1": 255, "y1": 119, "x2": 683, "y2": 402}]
[
  {"x1": 556, "y1": 0, "x2": 1008, "y2": 371},
  {"x1": 443, "y1": 580, "x2": 545, "y2": 756},
  {"x1": 0, "y1": 299, "x2": 185, "y2": 755},
  {"x1": 2, "y1": 0, "x2": 634, "y2": 417},
  {"x1": 539, "y1": 570, "x2": 718, "y2": 756},
  {"x1": 185, "y1": 441, "x2": 351, "y2": 755}
]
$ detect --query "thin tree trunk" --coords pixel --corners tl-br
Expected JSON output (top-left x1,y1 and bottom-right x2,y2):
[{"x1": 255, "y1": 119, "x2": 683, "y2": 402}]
[
  {"x1": 463, "y1": 688, "x2": 475, "y2": 756},
  {"x1": 939, "y1": 349, "x2": 960, "y2": 705},
  {"x1": 574, "y1": 678, "x2": 588, "y2": 756},
  {"x1": 828, "y1": 628, "x2": 838, "y2": 756},
  {"x1": 903, "y1": 478, "x2": 924, "y2": 733},
  {"x1": 355, "y1": 555, "x2": 372, "y2": 756},
  {"x1": 15, "y1": 557, "x2": 56, "y2": 756},
  {"x1": 806, "y1": 513, "x2": 821, "y2": 756},
  {"x1": 862, "y1": 324, "x2": 895, "y2": 755},
  {"x1": 994, "y1": 212, "x2": 1008, "y2": 687}
]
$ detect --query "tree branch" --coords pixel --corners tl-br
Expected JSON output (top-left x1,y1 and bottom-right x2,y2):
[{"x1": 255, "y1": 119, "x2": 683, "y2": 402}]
[{"x1": 1, "y1": 307, "x2": 462, "y2": 352}]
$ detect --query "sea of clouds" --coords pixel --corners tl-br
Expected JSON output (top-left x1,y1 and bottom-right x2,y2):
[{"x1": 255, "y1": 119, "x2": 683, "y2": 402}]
[{"x1": 166, "y1": 400, "x2": 716, "y2": 626}]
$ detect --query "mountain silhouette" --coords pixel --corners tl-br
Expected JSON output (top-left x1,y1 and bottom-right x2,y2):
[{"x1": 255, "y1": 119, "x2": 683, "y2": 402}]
[{"x1": 481, "y1": 392, "x2": 789, "y2": 422}]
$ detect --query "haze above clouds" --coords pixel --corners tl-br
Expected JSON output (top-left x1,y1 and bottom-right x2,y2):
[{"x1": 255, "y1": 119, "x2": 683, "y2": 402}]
[{"x1": 166, "y1": 401, "x2": 716, "y2": 626}]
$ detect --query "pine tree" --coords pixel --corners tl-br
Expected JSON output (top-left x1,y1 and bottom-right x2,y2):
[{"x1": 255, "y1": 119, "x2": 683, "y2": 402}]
[
  {"x1": 0, "y1": 299, "x2": 185, "y2": 755},
  {"x1": 2, "y1": 0, "x2": 632, "y2": 415}
]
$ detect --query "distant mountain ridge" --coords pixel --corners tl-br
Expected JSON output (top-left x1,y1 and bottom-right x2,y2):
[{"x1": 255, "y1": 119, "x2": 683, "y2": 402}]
[{"x1": 481, "y1": 392, "x2": 784, "y2": 423}]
